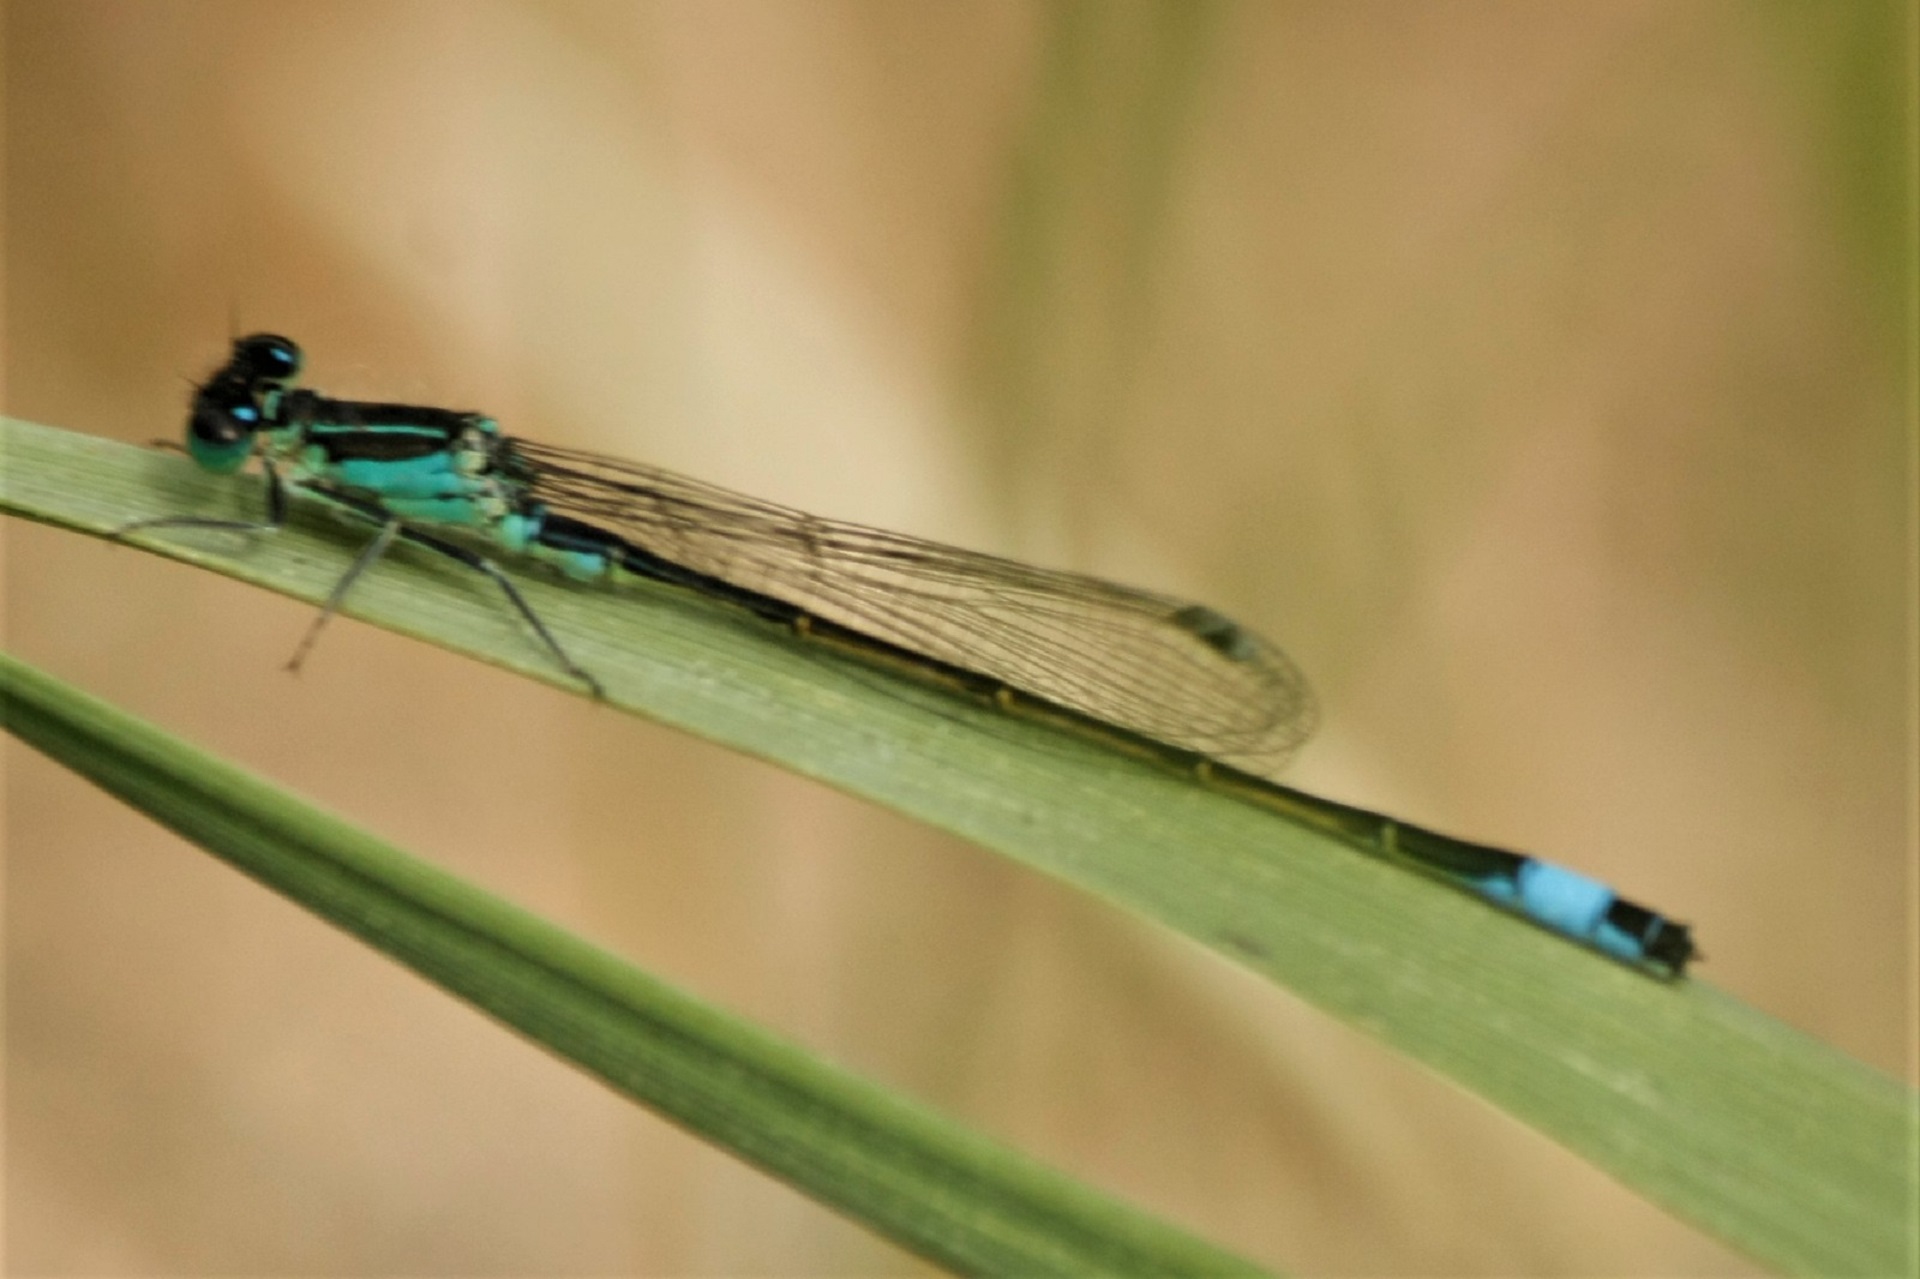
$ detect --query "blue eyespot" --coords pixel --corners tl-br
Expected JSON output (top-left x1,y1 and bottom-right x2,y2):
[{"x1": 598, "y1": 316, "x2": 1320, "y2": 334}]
[{"x1": 232, "y1": 333, "x2": 302, "y2": 385}]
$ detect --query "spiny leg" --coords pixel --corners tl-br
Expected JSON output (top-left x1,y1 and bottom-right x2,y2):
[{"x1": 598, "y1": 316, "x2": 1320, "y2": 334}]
[
  {"x1": 401, "y1": 532, "x2": 607, "y2": 700},
  {"x1": 113, "y1": 459, "x2": 290, "y2": 540},
  {"x1": 301, "y1": 490, "x2": 606, "y2": 698},
  {"x1": 286, "y1": 517, "x2": 402, "y2": 674}
]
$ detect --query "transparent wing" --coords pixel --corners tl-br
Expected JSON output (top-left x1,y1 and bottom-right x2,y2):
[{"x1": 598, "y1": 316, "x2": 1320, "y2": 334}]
[{"x1": 508, "y1": 439, "x2": 1317, "y2": 773}]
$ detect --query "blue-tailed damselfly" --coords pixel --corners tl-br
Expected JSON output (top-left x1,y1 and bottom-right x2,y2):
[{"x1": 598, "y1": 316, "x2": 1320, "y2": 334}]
[{"x1": 120, "y1": 334, "x2": 1697, "y2": 977}]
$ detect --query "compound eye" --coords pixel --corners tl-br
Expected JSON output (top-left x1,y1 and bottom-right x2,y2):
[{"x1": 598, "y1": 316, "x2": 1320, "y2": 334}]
[
  {"x1": 186, "y1": 382, "x2": 262, "y2": 473},
  {"x1": 231, "y1": 333, "x2": 302, "y2": 385}
]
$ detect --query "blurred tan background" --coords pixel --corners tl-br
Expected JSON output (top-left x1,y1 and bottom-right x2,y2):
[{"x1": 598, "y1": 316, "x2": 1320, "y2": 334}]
[{"x1": 3, "y1": 1, "x2": 1912, "y2": 1274}]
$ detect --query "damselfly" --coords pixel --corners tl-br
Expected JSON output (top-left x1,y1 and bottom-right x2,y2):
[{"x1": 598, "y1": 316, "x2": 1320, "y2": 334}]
[{"x1": 120, "y1": 334, "x2": 1696, "y2": 977}]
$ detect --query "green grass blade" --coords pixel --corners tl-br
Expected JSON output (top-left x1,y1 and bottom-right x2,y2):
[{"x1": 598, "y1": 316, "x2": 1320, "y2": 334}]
[
  {"x1": 4, "y1": 415, "x2": 1913, "y2": 1274},
  {"x1": 0, "y1": 647, "x2": 1270, "y2": 1277}
]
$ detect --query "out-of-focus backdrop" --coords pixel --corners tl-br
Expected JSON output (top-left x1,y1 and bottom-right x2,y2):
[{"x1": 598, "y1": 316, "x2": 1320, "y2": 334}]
[{"x1": 4, "y1": 2, "x2": 1912, "y2": 1274}]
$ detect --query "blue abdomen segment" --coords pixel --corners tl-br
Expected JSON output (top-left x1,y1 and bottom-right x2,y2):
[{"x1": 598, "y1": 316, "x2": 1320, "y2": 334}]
[
  {"x1": 1483, "y1": 858, "x2": 1609, "y2": 927},
  {"x1": 1471, "y1": 857, "x2": 1692, "y2": 970},
  {"x1": 1382, "y1": 819, "x2": 1693, "y2": 975},
  {"x1": 1486, "y1": 860, "x2": 1616, "y2": 950}
]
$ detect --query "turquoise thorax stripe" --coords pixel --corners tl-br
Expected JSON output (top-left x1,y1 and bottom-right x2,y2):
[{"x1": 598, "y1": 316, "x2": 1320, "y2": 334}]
[{"x1": 329, "y1": 453, "x2": 479, "y2": 501}]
